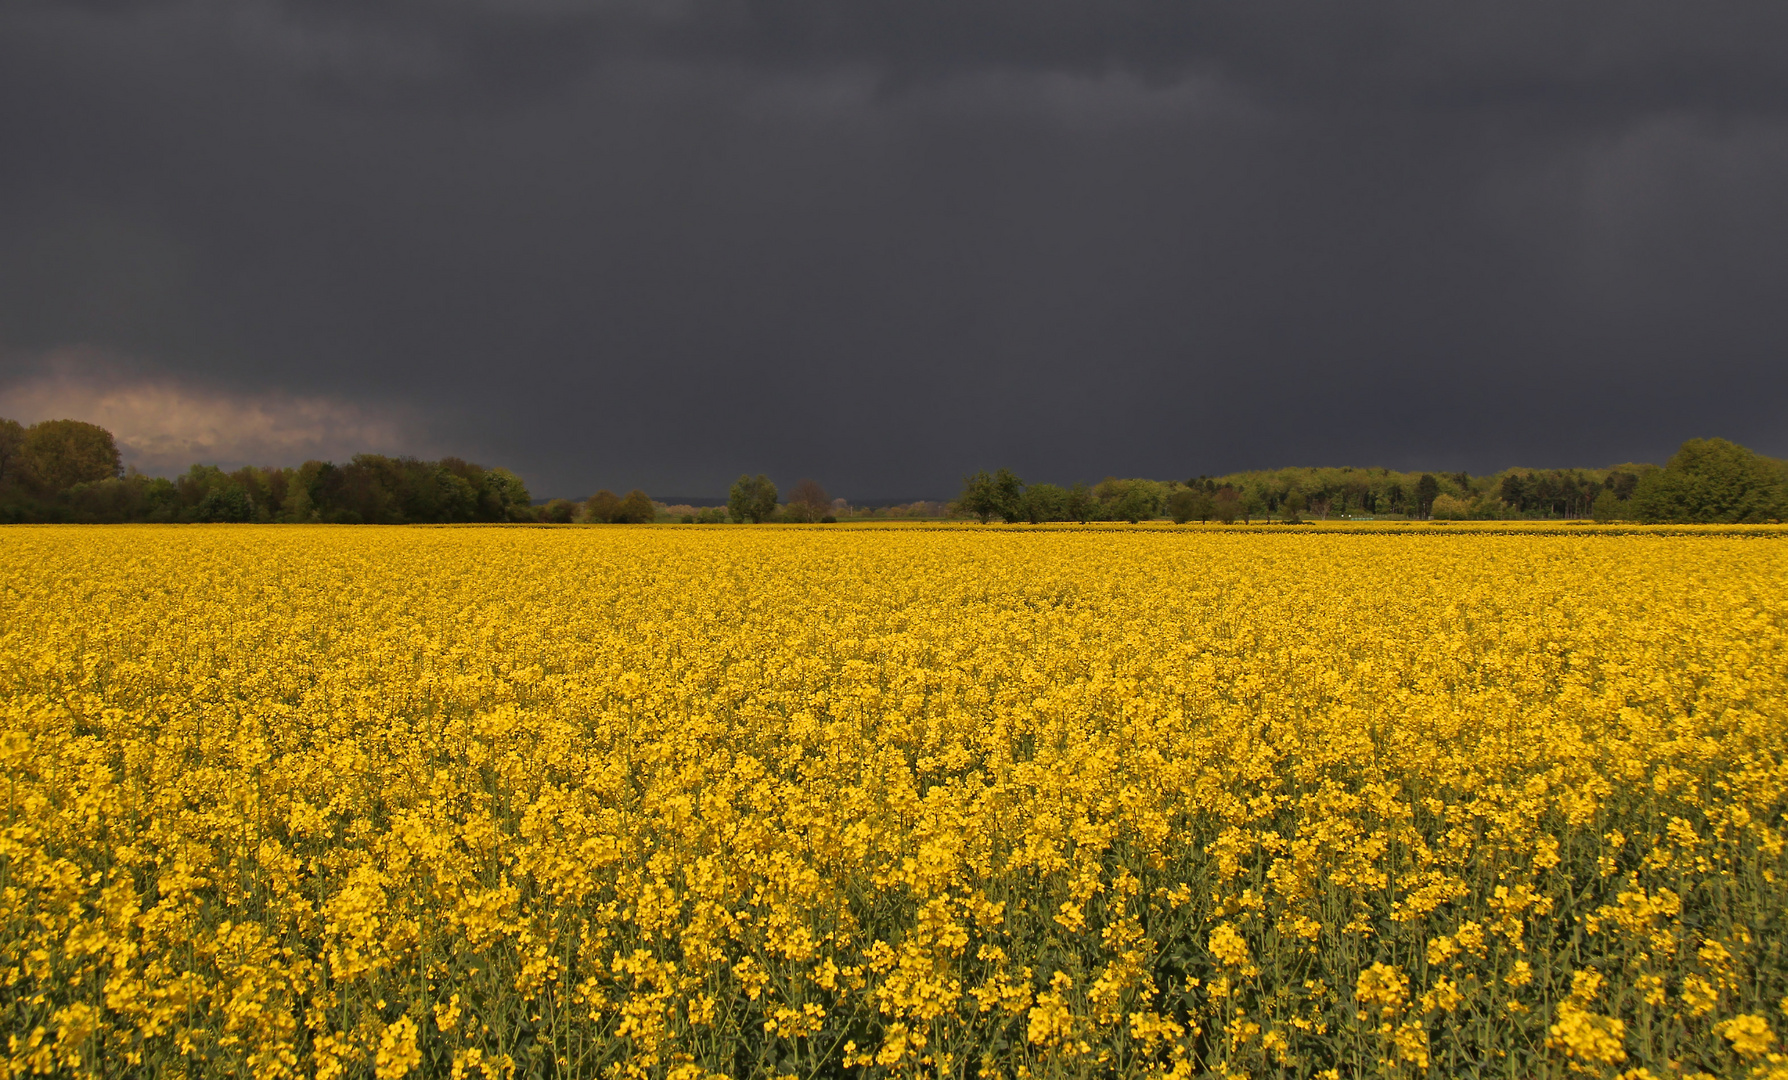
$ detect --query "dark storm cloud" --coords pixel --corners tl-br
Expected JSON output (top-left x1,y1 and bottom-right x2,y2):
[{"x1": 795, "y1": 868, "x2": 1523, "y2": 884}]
[{"x1": 3, "y1": 0, "x2": 1787, "y2": 497}]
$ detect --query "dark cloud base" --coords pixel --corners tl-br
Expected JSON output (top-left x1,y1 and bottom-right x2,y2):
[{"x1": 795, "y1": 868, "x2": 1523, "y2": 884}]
[{"x1": 3, "y1": 1, "x2": 1787, "y2": 498}]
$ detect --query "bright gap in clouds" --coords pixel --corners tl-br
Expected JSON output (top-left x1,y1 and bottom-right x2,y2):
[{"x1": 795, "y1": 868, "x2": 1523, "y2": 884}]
[{"x1": 0, "y1": 350, "x2": 424, "y2": 474}]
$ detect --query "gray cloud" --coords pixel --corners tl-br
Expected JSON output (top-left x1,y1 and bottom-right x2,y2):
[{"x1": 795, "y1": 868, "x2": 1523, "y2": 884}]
[
  {"x1": 0, "y1": 349, "x2": 425, "y2": 472},
  {"x1": 3, "y1": 0, "x2": 1786, "y2": 498}
]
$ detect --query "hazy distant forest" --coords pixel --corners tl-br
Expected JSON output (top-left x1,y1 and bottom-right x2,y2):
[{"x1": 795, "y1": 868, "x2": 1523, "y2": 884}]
[{"x1": 3, "y1": 416, "x2": 1784, "y2": 525}]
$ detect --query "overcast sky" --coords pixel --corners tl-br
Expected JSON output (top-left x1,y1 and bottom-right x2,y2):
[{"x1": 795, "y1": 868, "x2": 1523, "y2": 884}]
[{"x1": 3, "y1": 1, "x2": 1787, "y2": 498}]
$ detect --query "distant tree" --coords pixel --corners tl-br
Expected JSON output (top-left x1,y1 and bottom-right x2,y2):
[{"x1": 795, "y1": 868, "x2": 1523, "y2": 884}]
[
  {"x1": 1166, "y1": 488, "x2": 1196, "y2": 524},
  {"x1": 1589, "y1": 489, "x2": 1625, "y2": 522},
  {"x1": 175, "y1": 464, "x2": 229, "y2": 509},
  {"x1": 1024, "y1": 483, "x2": 1068, "y2": 523},
  {"x1": 435, "y1": 469, "x2": 479, "y2": 522},
  {"x1": 229, "y1": 466, "x2": 278, "y2": 520},
  {"x1": 483, "y1": 468, "x2": 534, "y2": 522},
  {"x1": 330, "y1": 454, "x2": 398, "y2": 523},
  {"x1": 0, "y1": 422, "x2": 548, "y2": 524},
  {"x1": 193, "y1": 484, "x2": 254, "y2": 523},
  {"x1": 281, "y1": 479, "x2": 313, "y2": 522},
  {"x1": 695, "y1": 506, "x2": 727, "y2": 524},
  {"x1": 1631, "y1": 438, "x2": 1786, "y2": 524},
  {"x1": 1557, "y1": 472, "x2": 1587, "y2": 517},
  {"x1": 957, "y1": 469, "x2": 1025, "y2": 523},
  {"x1": 284, "y1": 461, "x2": 339, "y2": 522},
  {"x1": 1212, "y1": 486, "x2": 1242, "y2": 524},
  {"x1": 786, "y1": 479, "x2": 830, "y2": 523},
  {"x1": 393, "y1": 461, "x2": 476, "y2": 523},
  {"x1": 1605, "y1": 470, "x2": 1642, "y2": 501},
  {"x1": 1167, "y1": 487, "x2": 1214, "y2": 524},
  {"x1": 541, "y1": 498, "x2": 576, "y2": 523},
  {"x1": 262, "y1": 467, "x2": 291, "y2": 517},
  {"x1": 1281, "y1": 491, "x2": 1305, "y2": 524},
  {"x1": 956, "y1": 472, "x2": 993, "y2": 521},
  {"x1": 1092, "y1": 478, "x2": 1166, "y2": 522},
  {"x1": 1415, "y1": 474, "x2": 1440, "y2": 519},
  {"x1": 583, "y1": 490, "x2": 622, "y2": 523},
  {"x1": 22, "y1": 419, "x2": 121, "y2": 494},
  {"x1": 1384, "y1": 481, "x2": 1406, "y2": 515},
  {"x1": 958, "y1": 475, "x2": 986, "y2": 522},
  {"x1": 1065, "y1": 483, "x2": 1094, "y2": 523},
  {"x1": 1499, "y1": 472, "x2": 1529, "y2": 513},
  {"x1": 990, "y1": 468, "x2": 1026, "y2": 522},
  {"x1": 62, "y1": 473, "x2": 162, "y2": 523},
  {"x1": 142, "y1": 476, "x2": 178, "y2": 519},
  {"x1": 1429, "y1": 493, "x2": 1471, "y2": 521},
  {"x1": 615, "y1": 489, "x2": 656, "y2": 524},
  {"x1": 1106, "y1": 485, "x2": 1150, "y2": 524},
  {"x1": 0, "y1": 418, "x2": 24, "y2": 489},
  {"x1": 728, "y1": 474, "x2": 778, "y2": 523}
]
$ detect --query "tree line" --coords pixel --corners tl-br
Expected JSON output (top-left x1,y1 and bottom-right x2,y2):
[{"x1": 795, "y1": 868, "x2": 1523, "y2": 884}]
[
  {"x1": 956, "y1": 438, "x2": 1788, "y2": 525},
  {"x1": 0, "y1": 416, "x2": 848, "y2": 526},
  {"x1": 1, "y1": 418, "x2": 537, "y2": 524},
  {"x1": 5, "y1": 416, "x2": 1782, "y2": 525}
]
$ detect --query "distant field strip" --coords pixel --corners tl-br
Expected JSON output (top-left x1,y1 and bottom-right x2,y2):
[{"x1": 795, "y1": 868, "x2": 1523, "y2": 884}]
[{"x1": 2, "y1": 526, "x2": 1785, "y2": 1079}]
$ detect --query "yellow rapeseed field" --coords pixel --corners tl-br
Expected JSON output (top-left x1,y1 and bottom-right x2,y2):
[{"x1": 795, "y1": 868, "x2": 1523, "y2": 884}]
[{"x1": 2, "y1": 524, "x2": 1786, "y2": 1080}]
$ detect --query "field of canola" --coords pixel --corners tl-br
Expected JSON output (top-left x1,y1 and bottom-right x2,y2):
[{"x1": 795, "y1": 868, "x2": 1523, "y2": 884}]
[{"x1": 2, "y1": 523, "x2": 1787, "y2": 1080}]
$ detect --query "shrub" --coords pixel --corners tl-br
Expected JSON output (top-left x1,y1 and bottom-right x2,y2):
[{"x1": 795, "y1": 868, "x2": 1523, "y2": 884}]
[{"x1": 1429, "y1": 493, "x2": 1472, "y2": 520}]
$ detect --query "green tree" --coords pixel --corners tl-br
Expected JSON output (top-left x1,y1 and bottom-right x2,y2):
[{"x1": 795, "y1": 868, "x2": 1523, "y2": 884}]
[
  {"x1": 1429, "y1": 493, "x2": 1471, "y2": 520},
  {"x1": 1105, "y1": 486, "x2": 1149, "y2": 523},
  {"x1": 285, "y1": 461, "x2": 340, "y2": 522},
  {"x1": 957, "y1": 471, "x2": 996, "y2": 522},
  {"x1": 1212, "y1": 486, "x2": 1242, "y2": 524},
  {"x1": 62, "y1": 473, "x2": 166, "y2": 523},
  {"x1": 583, "y1": 490, "x2": 622, "y2": 523},
  {"x1": 990, "y1": 468, "x2": 1025, "y2": 522},
  {"x1": 1024, "y1": 483, "x2": 1068, "y2": 523},
  {"x1": 1065, "y1": 483, "x2": 1094, "y2": 523},
  {"x1": 436, "y1": 470, "x2": 479, "y2": 522},
  {"x1": 1631, "y1": 438, "x2": 1787, "y2": 523},
  {"x1": 728, "y1": 474, "x2": 778, "y2": 523},
  {"x1": 22, "y1": 419, "x2": 122, "y2": 494},
  {"x1": 1165, "y1": 488, "x2": 1197, "y2": 524},
  {"x1": 1415, "y1": 473, "x2": 1440, "y2": 519},
  {"x1": 175, "y1": 464, "x2": 230, "y2": 512},
  {"x1": 1093, "y1": 478, "x2": 1165, "y2": 522},
  {"x1": 541, "y1": 499, "x2": 576, "y2": 523},
  {"x1": 1605, "y1": 469, "x2": 1642, "y2": 500},
  {"x1": 957, "y1": 469, "x2": 1025, "y2": 523},
  {"x1": 395, "y1": 463, "x2": 477, "y2": 523},
  {"x1": 331, "y1": 455, "x2": 398, "y2": 523},
  {"x1": 615, "y1": 489, "x2": 656, "y2": 524},
  {"x1": 1499, "y1": 472, "x2": 1529, "y2": 513},
  {"x1": 0, "y1": 418, "x2": 24, "y2": 489},
  {"x1": 482, "y1": 467, "x2": 533, "y2": 522},
  {"x1": 1241, "y1": 487, "x2": 1266, "y2": 523},
  {"x1": 193, "y1": 485, "x2": 254, "y2": 523},
  {"x1": 1167, "y1": 487, "x2": 1215, "y2": 524},
  {"x1": 1384, "y1": 481, "x2": 1406, "y2": 515}
]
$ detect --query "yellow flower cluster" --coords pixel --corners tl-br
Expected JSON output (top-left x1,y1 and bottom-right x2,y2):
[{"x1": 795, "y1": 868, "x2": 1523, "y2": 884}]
[{"x1": 2, "y1": 523, "x2": 1785, "y2": 1078}]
